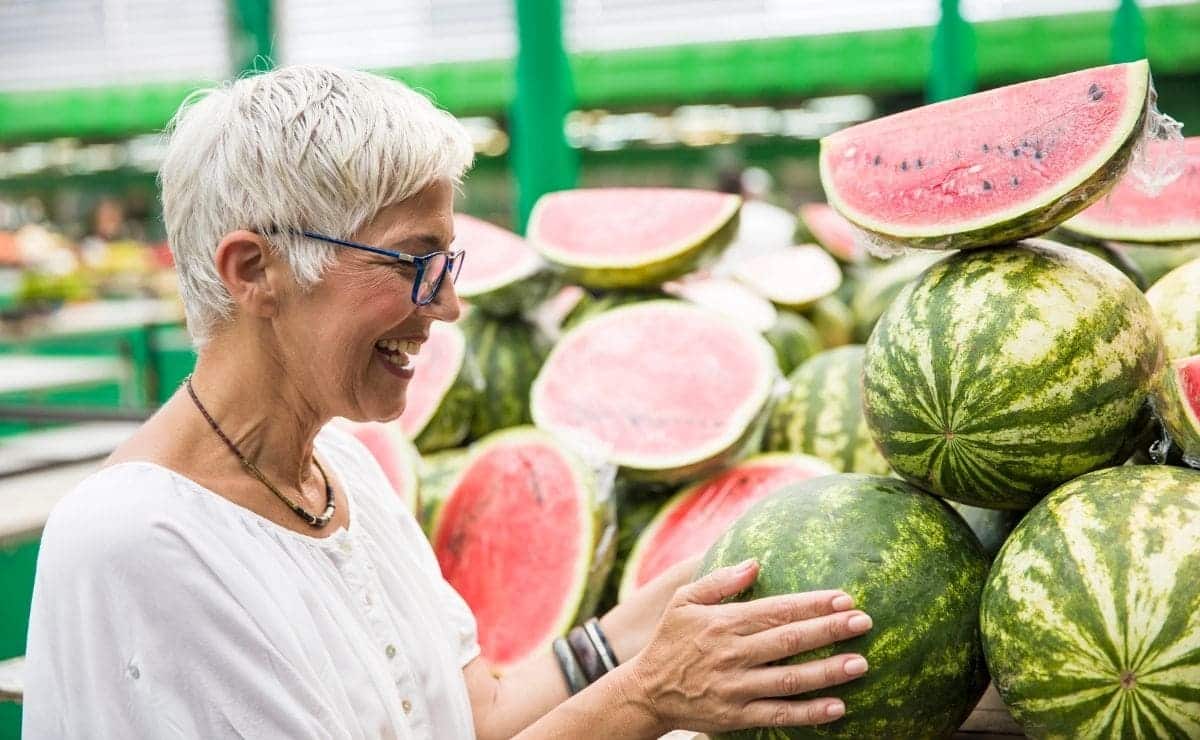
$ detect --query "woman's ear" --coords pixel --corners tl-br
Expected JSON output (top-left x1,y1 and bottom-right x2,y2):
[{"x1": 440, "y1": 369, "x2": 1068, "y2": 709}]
[{"x1": 214, "y1": 230, "x2": 282, "y2": 319}]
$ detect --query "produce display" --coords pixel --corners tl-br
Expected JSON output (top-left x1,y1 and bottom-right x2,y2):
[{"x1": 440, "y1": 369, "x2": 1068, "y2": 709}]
[
  {"x1": 396, "y1": 320, "x2": 481, "y2": 452},
  {"x1": 1145, "y1": 257, "x2": 1200, "y2": 359},
  {"x1": 700, "y1": 475, "x2": 991, "y2": 739},
  {"x1": 981, "y1": 466, "x2": 1200, "y2": 738}
]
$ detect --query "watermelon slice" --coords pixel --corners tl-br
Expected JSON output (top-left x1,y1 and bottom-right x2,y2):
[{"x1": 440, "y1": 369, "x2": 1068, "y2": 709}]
[
  {"x1": 527, "y1": 188, "x2": 741, "y2": 289},
  {"x1": 531, "y1": 300, "x2": 777, "y2": 483},
  {"x1": 1063, "y1": 136, "x2": 1200, "y2": 245},
  {"x1": 1154, "y1": 354, "x2": 1200, "y2": 466},
  {"x1": 431, "y1": 427, "x2": 606, "y2": 671},
  {"x1": 732, "y1": 245, "x2": 843, "y2": 309},
  {"x1": 453, "y1": 214, "x2": 556, "y2": 317},
  {"x1": 619, "y1": 453, "x2": 834, "y2": 600},
  {"x1": 798, "y1": 203, "x2": 869, "y2": 264},
  {"x1": 333, "y1": 419, "x2": 420, "y2": 514},
  {"x1": 398, "y1": 321, "x2": 480, "y2": 453},
  {"x1": 820, "y1": 60, "x2": 1151, "y2": 250}
]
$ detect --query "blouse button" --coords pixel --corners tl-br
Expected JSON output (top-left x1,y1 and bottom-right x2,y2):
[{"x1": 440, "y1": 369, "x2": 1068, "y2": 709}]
[
  {"x1": 385, "y1": 644, "x2": 397, "y2": 659},
  {"x1": 401, "y1": 699, "x2": 413, "y2": 715}
]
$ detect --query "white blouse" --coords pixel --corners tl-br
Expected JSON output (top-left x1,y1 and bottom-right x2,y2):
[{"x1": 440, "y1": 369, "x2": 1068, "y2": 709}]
[{"x1": 22, "y1": 423, "x2": 480, "y2": 739}]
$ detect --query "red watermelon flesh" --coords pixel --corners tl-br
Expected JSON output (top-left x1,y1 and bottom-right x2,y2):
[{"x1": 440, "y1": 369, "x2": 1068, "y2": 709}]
[
  {"x1": 820, "y1": 61, "x2": 1149, "y2": 248},
  {"x1": 620, "y1": 454, "x2": 833, "y2": 599},
  {"x1": 530, "y1": 301, "x2": 776, "y2": 479},
  {"x1": 453, "y1": 214, "x2": 542, "y2": 295},
  {"x1": 799, "y1": 203, "x2": 868, "y2": 263},
  {"x1": 398, "y1": 321, "x2": 468, "y2": 438},
  {"x1": 432, "y1": 429, "x2": 594, "y2": 670},
  {"x1": 333, "y1": 419, "x2": 419, "y2": 513},
  {"x1": 1182, "y1": 358, "x2": 1200, "y2": 421},
  {"x1": 1064, "y1": 136, "x2": 1200, "y2": 244}
]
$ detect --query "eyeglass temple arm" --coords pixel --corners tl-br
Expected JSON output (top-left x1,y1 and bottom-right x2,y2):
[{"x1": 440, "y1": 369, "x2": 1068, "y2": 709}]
[{"x1": 297, "y1": 230, "x2": 418, "y2": 264}]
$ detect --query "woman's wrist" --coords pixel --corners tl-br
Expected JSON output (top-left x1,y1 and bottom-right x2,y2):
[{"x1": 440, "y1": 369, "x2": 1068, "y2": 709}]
[{"x1": 606, "y1": 659, "x2": 668, "y2": 738}]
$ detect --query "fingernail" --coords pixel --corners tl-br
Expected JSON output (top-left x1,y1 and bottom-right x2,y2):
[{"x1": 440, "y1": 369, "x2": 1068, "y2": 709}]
[
  {"x1": 831, "y1": 595, "x2": 854, "y2": 611},
  {"x1": 844, "y1": 657, "x2": 868, "y2": 676},
  {"x1": 825, "y1": 701, "x2": 845, "y2": 719},
  {"x1": 737, "y1": 558, "x2": 758, "y2": 573},
  {"x1": 848, "y1": 614, "x2": 873, "y2": 631}
]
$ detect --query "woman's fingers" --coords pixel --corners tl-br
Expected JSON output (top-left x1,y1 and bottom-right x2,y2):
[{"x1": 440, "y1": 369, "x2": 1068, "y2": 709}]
[
  {"x1": 737, "y1": 697, "x2": 848, "y2": 729},
  {"x1": 737, "y1": 654, "x2": 869, "y2": 699},
  {"x1": 725, "y1": 590, "x2": 855, "y2": 634},
  {"x1": 741, "y1": 610, "x2": 873, "y2": 665},
  {"x1": 679, "y1": 559, "x2": 759, "y2": 606}
]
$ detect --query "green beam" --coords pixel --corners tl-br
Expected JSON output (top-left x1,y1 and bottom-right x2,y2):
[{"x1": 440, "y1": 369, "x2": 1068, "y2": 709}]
[
  {"x1": 928, "y1": 0, "x2": 977, "y2": 102},
  {"x1": 0, "y1": 3, "x2": 1197, "y2": 144},
  {"x1": 228, "y1": 0, "x2": 276, "y2": 74},
  {"x1": 1112, "y1": 0, "x2": 1148, "y2": 63},
  {"x1": 511, "y1": 0, "x2": 577, "y2": 232}
]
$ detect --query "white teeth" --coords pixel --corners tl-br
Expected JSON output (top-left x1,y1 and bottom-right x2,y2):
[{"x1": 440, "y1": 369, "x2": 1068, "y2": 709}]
[
  {"x1": 381, "y1": 351, "x2": 411, "y2": 369},
  {"x1": 404, "y1": 340, "x2": 420, "y2": 355},
  {"x1": 375, "y1": 338, "x2": 421, "y2": 354}
]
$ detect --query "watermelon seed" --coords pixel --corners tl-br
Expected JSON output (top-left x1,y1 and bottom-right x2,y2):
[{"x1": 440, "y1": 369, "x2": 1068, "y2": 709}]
[
  {"x1": 982, "y1": 180, "x2": 993, "y2": 191},
  {"x1": 916, "y1": 158, "x2": 924, "y2": 168},
  {"x1": 1088, "y1": 83, "x2": 1104, "y2": 101},
  {"x1": 900, "y1": 160, "x2": 909, "y2": 171},
  {"x1": 873, "y1": 155, "x2": 881, "y2": 166},
  {"x1": 1119, "y1": 670, "x2": 1136, "y2": 689},
  {"x1": 1011, "y1": 176, "x2": 1020, "y2": 187},
  {"x1": 1012, "y1": 148, "x2": 1020, "y2": 158},
  {"x1": 981, "y1": 143, "x2": 989, "y2": 152},
  {"x1": 1034, "y1": 150, "x2": 1045, "y2": 160}
]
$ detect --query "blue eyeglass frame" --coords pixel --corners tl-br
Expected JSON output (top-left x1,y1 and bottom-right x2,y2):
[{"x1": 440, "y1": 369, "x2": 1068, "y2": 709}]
[{"x1": 292, "y1": 230, "x2": 465, "y2": 306}]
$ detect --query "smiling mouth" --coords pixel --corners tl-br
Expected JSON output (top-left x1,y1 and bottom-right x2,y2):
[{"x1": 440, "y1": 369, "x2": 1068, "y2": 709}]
[{"x1": 374, "y1": 338, "x2": 422, "y2": 369}]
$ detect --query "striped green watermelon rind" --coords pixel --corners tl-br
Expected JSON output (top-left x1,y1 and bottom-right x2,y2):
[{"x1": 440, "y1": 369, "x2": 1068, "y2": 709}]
[
  {"x1": 763, "y1": 311, "x2": 824, "y2": 375},
  {"x1": 850, "y1": 251, "x2": 949, "y2": 343},
  {"x1": 619, "y1": 452, "x2": 834, "y2": 602},
  {"x1": 417, "y1": 446, "x2": 470, "y2": 537},
  {"x1": 1070, "y1": 242, "x2": 1147, "y2": 290},
  {"x1": 528, "y1": 189, "x2": 742, "y2": 290},
  {"x1": 531, "y1": 300, "x2": 778, "y2": 484},
  {"x1": 764, "y1": 345, "x2": 891, "y2": 476},
  {"x1": 1145, "y1": 257, "x2": 1200, "y2": 359},
  {"x1": 1153, "y1": 354, "x2": 1200, "y2": 465},
  {"x1": 459, "y1": 310, "x2": 551, "y2": 440},
  {"x1": 399, "y1": 322, "x2": 482, "y2": 454},
  {"x1": 1113, "y1": 242, "x2": 1200, "y2": 288},
  {"x1": 701, "y1": 474, "x2": 990, "y2": 740},
  {"x1": 802, "y1": 295, "x2": 855, "y2": 349},
  {"x1": 820, "y1": 61, "x2": 1151, "y2": 251},
  {"x1": 980, "y1": 465, "x2": 1200, "y2": 739},
  {"x1": 1061, "y1": 136, "x2": 1200, "y2": 245},
  {"x1": 430, "y1": 427, "x2": 607, "y2": 672},
  {"x1": 862, "y1": 239, "x2": 1165, "y2": 509}
]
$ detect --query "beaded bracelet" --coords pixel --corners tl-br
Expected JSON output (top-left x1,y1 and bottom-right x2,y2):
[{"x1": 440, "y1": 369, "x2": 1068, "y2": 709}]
[{"x1": 552, "y1": 636, "x2": 589, "y2": 695}]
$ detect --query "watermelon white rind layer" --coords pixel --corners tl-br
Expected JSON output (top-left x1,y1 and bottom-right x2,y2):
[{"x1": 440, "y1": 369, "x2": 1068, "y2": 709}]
[
  {"x1": 1062, "y1": 136, "x2": 1200, "y2": 245},
  {"x1": 398, "y1": 321, "x2": 480, "y2": 453},
  {"x1": 618, "y1": 453, "x2": 833, "y2": 601},
  {"x1": 981, "y1": 465, "x2": 1200, "y2": 739},
  {"x1": 430, "y1": 427, "x2": 602, "y2": 672},
  {"x1": 530, "y1": 300, "x2": 777, "y2": 483},
  {"x1": 1153, "y1": 354, "x2": 1200, "y2": 464},
  {"x1": 527, "y1": 188, "x2": 742, "y2": 289},
  {"x1": 863, "y1": 239, "x2": 1165, "y2": 509},
  {"x1": 820, "y1": 61, "x2": 1151, "y2": 250},
  {"x1": 1145, "y1": 257, "x2": 1200, "y2": 360}
]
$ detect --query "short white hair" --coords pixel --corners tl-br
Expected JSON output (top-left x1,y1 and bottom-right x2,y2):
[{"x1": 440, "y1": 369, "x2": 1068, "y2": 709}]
[{"x1": 159, "y1": 65, "x2": 475, "y2": 345}]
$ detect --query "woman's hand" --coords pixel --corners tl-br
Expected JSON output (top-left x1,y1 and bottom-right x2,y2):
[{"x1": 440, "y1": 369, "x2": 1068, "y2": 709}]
[
  {"x1": 623, "y1": 558, "x2": 872, "y2": 735},
  {"x1": 600, "y1": 556, "x2": 703, "y2": 663}
]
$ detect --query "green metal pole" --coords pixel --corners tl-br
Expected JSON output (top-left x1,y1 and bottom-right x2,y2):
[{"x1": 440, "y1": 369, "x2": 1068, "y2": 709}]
[
  {"x1": 927, "y1": 0, "x2": 977, "y2": 102},
  {"x1": 1112, "y1": 0, "x2": 1147, "y2": 63},
  {"x1": 512, "y1": 0, "x2": 578, "y2": 232},
  {"x1": 228, "y1": 0, "x2": 275, "y2": 74}
]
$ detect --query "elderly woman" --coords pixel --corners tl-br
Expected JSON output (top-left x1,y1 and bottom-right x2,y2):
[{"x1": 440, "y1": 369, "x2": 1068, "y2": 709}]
[{"x1": 22, "y1": 66, "x2": 872, "y2": 739}]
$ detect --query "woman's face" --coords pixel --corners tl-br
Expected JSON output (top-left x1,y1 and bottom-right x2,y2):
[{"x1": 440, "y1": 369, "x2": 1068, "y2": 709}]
[{"x1": 272, "y1": 179, "x2": 461, "y2": 424}]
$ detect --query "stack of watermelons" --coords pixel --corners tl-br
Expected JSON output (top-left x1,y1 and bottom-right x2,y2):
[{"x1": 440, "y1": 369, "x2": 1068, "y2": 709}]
[{"x1": 340, "y1": 58, "x2": 1200, "y2": 738}]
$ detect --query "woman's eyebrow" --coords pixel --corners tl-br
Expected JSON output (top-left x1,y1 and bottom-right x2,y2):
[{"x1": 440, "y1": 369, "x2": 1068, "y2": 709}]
[{"x1": 388, "y1": 233, "x2": 450, "y2": 253}]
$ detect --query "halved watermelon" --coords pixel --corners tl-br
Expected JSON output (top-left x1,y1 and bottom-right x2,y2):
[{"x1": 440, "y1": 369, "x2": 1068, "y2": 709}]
[
  {"x1": 527, "y1": 188, "x2": 741, "y2": 289},
  {"x1": 820, "y1": 61, "x2": 1151, "y2": 250},
  {"x1": 619, "y1": 453, "x2": 834, "y2": 600},
  {"x1": 430, "y1": 427, "x2": 606, "y2": 671},
  {"x1": 416, "y1": 446, "x2": 469, "y2": 537},
  {"x1": 1154, "y1": 354, "x2": 1200, "y2": 466},
  {"x1": 531, "y1": 300, "x2": 777, "y2": 483},
  {"x1": 398, "y1": 321, "x2": 480, "y2": 452},
  {"x1": 1063, "y1": 136, "x2": 1200, "y2": 244},
  {"x1": 453, "y1": 214, "x2": 556, "y2": 317},
  {"x1": 798, "y1": 203, "x2": 869, "y2": 264},
  {"x1": 732, "y1": 245, "x2": 842, "y2": 309},
  {"x1": 333, "y1": 419, "x2": 420, "y2": 514}
]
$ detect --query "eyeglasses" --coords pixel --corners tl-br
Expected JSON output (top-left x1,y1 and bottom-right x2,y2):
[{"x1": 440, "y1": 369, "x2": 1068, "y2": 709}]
[{"x1": 294, "y1": 230, "x2": 465, "y2": 306}]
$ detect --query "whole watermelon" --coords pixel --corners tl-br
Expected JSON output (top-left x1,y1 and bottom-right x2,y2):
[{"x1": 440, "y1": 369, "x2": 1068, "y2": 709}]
[
  {"x1": 863, "y1": 240, "x2": 1163, "y2": 509},
  {"x1": 459, "y1": 311, "x2": 550, "y2": 440},
  {"x1": 981, "y1": 465, "x2": 1200, "y2": 738},
  {"x1": 763, "y1": 346, "x2": 890, "y2": 476},
  {"x1": 699, "y1": 474, "x2": 989, "y2": 739}
]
